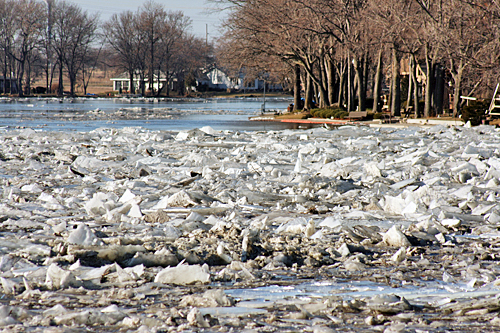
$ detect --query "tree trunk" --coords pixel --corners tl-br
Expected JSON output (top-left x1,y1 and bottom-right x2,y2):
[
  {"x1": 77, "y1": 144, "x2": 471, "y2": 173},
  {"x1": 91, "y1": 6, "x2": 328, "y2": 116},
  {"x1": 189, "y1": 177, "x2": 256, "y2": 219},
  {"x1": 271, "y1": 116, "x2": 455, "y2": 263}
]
[
  {"x1": 353, "y1": 55, "x2": 366, "y2": 111},
  {"x1": 129, "y1": 70, "x2": 135, "y2": 94},
  {"x1": 26, "y1": 58, "x2": 32, "y2": 95},
  {"x1": 337, "y1": 61, "x2": 346, "y2": 108},
  {"x1": 58, "y1": 59, "x2": 64, "y2": 96},
  {"x1": 411, "y1": 54, "x2": 420, "y2": 118},
  {"x1": 424, "y1": 45, "x2": 434, "y2": 118},
  {"x1": 326, "y1": 59, "x2": 336, "y2": 106},
  {"x1": 156, "y1": 65, "x2": 161, "y2": 97},
  {"x1": 165, "y1": 62, "x2": 170, "y2": 97},
  {"x1": 304, "y1": 73, "x2": 313, "y2": 110},
  {"x1": 362, "y1": 53, "x2": 368, "y2": 111},
  {"x1": 69, "y1": 71, "x2": 76, "y2": 96},
  {"x1": 406, "y1": 56, "x2": 413, "y2": 117},
  {"x1": 313, "y1": 81, "x2": 318, "y2": 107},
  {"x1": 319, "y1": 57, "x2": 329, "y2": 107},
  {"x1": 391, "y1": 48, "x2": 401, "y2": 117},
  {"x1": 347, "y1": 55, "x2": 354, "y2": 112},
  {"x1": 434, "y1": 64, "x2": 444, "y2": 116},
  {"x1": 372, "y1": 48, "x2": 383, "y2": 113},
  {"x1": 293, "y1": 64, "x2": 301, "y2": 111},
  {"x1": 140, "y1": 73, "x2": 146, "y2": 96},
  {"x1": 149, "y1": 39, "x2": 154, "y2": 95},
  {"x1": 17, "y1": 60, "x2": 25, "y2": 97},
  {"x1": 451, "y1": 60, "x2": 464, "y2": 118}
]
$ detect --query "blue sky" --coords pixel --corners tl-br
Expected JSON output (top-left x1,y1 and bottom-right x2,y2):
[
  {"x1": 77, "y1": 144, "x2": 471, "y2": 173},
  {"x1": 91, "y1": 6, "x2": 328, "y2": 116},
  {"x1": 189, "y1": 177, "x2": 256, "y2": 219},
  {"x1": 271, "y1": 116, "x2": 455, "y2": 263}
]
[{"x1": 69, "y1": 0, "x2": 226, "y2": 39}]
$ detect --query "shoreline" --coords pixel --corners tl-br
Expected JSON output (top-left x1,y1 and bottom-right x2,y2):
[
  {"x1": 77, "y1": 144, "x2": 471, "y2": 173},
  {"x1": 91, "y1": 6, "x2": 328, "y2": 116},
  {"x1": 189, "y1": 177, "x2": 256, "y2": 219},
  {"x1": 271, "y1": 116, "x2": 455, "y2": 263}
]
[{"x1": 249, "y1": 115, "x2": 468, "y2": 128}]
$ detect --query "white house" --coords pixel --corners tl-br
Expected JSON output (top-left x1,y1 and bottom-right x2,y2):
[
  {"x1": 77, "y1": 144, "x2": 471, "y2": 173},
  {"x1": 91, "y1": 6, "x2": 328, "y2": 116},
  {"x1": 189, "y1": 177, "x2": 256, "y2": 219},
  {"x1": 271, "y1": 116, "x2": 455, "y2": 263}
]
[
  {"x1": 195, "y1": 68, "x2": 282, "y2": 92},
  {"x1": 195, "y1": 68, "x2": 241, "y2": 91},
  {"x1": 110, "y1": 71, "x2": 174, "y2": 93}
]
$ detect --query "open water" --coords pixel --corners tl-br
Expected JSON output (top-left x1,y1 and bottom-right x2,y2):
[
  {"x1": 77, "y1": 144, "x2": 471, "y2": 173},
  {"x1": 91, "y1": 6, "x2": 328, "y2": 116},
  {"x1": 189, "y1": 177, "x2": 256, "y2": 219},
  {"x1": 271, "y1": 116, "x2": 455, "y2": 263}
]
[{"x1": 0, "y1": 96, "x2": 313, "y2": 132}]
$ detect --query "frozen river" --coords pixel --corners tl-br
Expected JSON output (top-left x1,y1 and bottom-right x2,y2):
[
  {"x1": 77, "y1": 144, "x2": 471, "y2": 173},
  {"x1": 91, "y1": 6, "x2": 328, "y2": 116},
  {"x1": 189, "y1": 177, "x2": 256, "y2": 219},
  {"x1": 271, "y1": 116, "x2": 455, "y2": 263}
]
[
  {"x1": 0, "y1": 96, "x2": 309, "y2": 132},
  {"x1": 1, "y1": 97, "x2": 500, "y2": 331}
]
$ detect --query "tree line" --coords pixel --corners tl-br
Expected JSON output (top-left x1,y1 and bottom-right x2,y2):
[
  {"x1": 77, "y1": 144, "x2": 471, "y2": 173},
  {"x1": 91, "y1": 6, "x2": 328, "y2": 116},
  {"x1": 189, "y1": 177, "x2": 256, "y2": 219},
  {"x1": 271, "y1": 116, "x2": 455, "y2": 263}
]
[
  {"x1": 0, "y1": 0, "x2": 211, "y2": 97},
  {"x1": 215, "y1": 0, "x2": 500, "y2": 117}
]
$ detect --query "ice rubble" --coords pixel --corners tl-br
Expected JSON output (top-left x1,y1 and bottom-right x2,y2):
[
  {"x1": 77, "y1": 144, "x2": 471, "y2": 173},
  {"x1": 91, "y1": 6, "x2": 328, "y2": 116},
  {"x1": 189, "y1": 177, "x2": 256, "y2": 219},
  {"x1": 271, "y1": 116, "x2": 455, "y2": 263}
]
[{"x1": 0, "y1": 123, "x2": 500, "y2": 330}]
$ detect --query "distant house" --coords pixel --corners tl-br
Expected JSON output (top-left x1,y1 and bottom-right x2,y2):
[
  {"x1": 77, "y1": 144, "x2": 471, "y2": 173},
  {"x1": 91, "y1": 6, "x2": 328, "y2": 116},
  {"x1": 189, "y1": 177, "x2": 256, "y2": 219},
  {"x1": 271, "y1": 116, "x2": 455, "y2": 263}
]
[
  {"x1": 110, "y1": 71, "x2": 176, "y2": 93},
  {"x1": 194, "y1": 68, "x2": 282, "y2": 92},
  {"x1": 195, "y1": 68, "x2": 241, "y2": 91},
  {"x1": 0, "y1": 76, "x2": 19, "y2": 94}
]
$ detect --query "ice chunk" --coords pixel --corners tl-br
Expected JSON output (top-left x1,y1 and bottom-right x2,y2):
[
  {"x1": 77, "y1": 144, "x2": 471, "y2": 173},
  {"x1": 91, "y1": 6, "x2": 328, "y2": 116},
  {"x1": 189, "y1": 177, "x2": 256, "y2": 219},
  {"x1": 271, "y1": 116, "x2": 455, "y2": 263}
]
[
  {"x1": 471, "y1": 203, "x2": 497, "y2": 216},
  {"x1": 175, "y1": 131, "x2": 190, "y2": 141},
  {"x1": 0, "y1": 305, "x2": 18, "y2": 326},
  {"x1": 337, "y1": 243, "x2": 350, "y2": 257},
  {"x1": 76, "y1": 264, "x2": 114, "y2": 281},
  {"x1": 43, "y1": 304, "x2": 68, "y2": 317},
  {"x1": 72, "y1": 155, "x2": 106, "y2": 170},
  {"x1": 187, "y1": 307, "x2": 210, "y2": 327},
  {"x1": 319, "y1": 216, "x2": 342, "y2": 229},
  {"x1": 391, "y1": 247, "x2": 406, "y2": 263},
  {"x1": 0, "y1": 277, "x2": 16, "y2": 294},
  {"x1": 186, "y1": 212, "x2": 205, "y2": 222},
  {"x1": 45, "y1": 263, "x2": 80, "y2": 289},
  {"x1": 154, "y1": 263, "x2": 210, "y2": 285},
  {"x1": 441, "y1": 219, "x2": 461, "y2": 228},
  {"x1": 66, "y1": 223, "x2": 100, "y2": 246},
  {"x1": 304, "y1": 219, "x2": 316, "y2": 237},
  {"x1": 85, "y1": 192, "x2": 117, "y2": 216},
  {"x1": 180, "y1": 289, "x2": 235, "y2": 308},
  {"x1": 451, "y1": 162, "x2": 479, "y2": 176},
  {"x1": 119, "y1": 189, "x2": 136, "y2": 203},
  {"x1": 127, "y1": 203, "x2": 143, "y2": 218},
  {"x1": 382, "y1": 196, "x2": 407, "y2": 215},
  {"x1": 390, "y1": 178, "x2": 416, "y2": 190},
  {"x1": 462, "y1": 144, "x2": 491, "y2": 159},
  {"x1": 276, "y1": 217, "x2": 308, "y2": 234},
  {"x1": 154, "y1": 190, "x2": 196, "y2": 209},
  {"x1": 217, "y1": 243, "x2": 233, "y2": 264},
  {"x1": 365, "y1": 162, "x2": 382, "y2": 178},
  {"x1": 20, "y1": 184, "x2": 43, "y2": 193},
  {"x1": 451, "y1": 186, "x2": 473, "y2": 199},
  {"x1": 383, "y1": 226, "x2": 411, "y2": 247},
  {"x1": 200, "y1": 126, "x2": 217, "y2": 135}
]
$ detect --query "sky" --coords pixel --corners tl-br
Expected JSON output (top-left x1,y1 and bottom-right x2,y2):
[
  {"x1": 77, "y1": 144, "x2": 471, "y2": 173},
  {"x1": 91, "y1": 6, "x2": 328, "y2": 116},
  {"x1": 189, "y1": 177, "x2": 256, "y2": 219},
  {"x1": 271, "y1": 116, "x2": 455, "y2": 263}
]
[{"x1": 68, "y1": 0, "x2": 227, "y2": 40}]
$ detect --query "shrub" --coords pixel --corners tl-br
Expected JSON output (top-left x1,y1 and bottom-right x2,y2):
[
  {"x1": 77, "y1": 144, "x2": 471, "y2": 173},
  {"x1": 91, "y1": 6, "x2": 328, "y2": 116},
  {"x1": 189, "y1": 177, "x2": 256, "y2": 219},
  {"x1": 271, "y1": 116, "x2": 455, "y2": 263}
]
[
  {"x1": 462, "y1": 100, "x2": 489, "y2": 126},
  {"x1": 310, "y1": 107, "x2": 347, "y2": 119}
]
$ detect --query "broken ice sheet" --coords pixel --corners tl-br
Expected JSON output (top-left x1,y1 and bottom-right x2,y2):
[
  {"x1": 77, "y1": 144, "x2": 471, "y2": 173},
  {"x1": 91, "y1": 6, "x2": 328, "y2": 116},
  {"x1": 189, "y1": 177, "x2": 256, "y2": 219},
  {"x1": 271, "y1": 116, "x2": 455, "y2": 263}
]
[{"x1": 0, "y1": 122, "x2": 500, "y2": 331}]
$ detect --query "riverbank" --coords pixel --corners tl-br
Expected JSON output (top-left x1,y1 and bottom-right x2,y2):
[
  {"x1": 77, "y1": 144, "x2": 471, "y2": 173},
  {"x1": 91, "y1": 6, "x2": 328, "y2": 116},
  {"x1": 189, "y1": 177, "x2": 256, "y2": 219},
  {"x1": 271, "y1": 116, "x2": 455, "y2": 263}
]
[{"x1": 250, "y1": 114, "x2": 466, "y2": 128}]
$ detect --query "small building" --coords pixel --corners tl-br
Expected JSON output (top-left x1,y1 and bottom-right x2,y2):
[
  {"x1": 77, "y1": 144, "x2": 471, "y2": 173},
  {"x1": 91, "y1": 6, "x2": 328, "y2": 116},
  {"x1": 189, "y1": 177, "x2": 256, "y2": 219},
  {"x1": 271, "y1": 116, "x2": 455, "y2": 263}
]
[
  {"x1": 194, "y1": 68, "x2": 282, "y2": 92},
  {"x1": 195, "y1": 68, "x2": 241, "y2": 91},
  {"x1": 110, "y1": 71, "x2": 174, "y2": 93}
]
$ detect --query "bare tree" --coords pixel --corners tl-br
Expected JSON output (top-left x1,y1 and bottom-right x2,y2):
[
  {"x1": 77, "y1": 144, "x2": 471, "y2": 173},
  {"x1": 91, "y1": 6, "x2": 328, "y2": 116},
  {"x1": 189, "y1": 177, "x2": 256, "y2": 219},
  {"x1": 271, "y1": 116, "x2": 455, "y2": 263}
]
[
  {"x1": 51, "y1": 0, "x2": 99, "y2": 96},
  {"x1": 0, "y1": 0, "x2": 17, "y2": 94},
  {"x1": 437, "y1": 0, "x2": 500, "y2": 116},
  {"x1": 167, "y1": 33, "x2": 210, "y2": 96},
  {"x1": 136, "y1": 1, "x2": 166, "y2": 95},
  {"x1": 103, "y1": 11, "x2": 139, "y2": 94},
  {"x1": 156, "y1": 11, "x2": 191, "y2": 96},
  {"x1": 10, "y1": 1, "x2": 46, "y2": 96}
]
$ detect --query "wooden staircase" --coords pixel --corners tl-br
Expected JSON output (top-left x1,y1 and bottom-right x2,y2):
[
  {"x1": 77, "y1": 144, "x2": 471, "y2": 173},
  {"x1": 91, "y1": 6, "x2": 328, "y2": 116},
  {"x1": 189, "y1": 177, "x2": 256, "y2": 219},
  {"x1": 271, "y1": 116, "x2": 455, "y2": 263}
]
[{"x1": 488, "y1": 83, "x2": 500, "y2": 116}]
